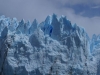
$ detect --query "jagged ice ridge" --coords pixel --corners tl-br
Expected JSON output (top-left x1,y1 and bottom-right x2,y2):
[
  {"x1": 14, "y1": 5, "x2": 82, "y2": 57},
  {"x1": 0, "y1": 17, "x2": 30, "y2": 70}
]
[{"x1": 0, "y1": 14, "x2": 100, "y2": 75}]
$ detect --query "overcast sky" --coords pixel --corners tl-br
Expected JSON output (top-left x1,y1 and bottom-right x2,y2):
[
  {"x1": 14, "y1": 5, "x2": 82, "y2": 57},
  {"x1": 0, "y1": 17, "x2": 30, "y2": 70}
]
[{"x1": 0, "y1": 0, "x2": 100, "y2": 37}]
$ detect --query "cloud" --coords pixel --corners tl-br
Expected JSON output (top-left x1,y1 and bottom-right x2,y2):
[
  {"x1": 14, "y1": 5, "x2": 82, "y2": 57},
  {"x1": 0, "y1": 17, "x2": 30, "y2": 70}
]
[
  {"x1": 54, "y1": 0, "x2": 100, "y2": 5},
  {"x1": 0, "y1": 0, "x2": 100, "y2": 37},
  {"x1": 91, "y1": 6, "x2": 100, "y2": 9},
  {"x1": 0, "y1": 0, "x2": 57, "y2": 22}
]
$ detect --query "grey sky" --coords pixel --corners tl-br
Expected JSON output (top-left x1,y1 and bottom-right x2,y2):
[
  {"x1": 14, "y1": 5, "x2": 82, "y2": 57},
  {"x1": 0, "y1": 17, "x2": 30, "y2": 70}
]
[{"x1": 0, "y1": 0, "x2": 100, "y2": 37}]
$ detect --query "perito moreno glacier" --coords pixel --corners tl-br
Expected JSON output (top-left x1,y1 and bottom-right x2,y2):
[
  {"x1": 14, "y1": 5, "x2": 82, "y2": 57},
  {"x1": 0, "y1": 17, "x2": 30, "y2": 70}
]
[{"x1": 0, "y1": 14, "x2": 100, "y2": 75}]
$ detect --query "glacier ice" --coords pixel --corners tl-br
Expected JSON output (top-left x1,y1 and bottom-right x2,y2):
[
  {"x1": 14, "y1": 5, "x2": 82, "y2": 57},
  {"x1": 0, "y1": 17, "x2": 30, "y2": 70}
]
[{"x1": 0, "y1": 14, "x2": 100, "y2": 75}]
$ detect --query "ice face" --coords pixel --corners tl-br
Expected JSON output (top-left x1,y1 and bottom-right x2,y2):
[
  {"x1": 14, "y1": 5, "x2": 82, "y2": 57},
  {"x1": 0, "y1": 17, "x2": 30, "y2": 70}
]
[
  {"x1": 29, "y1": 19, "x2": 38, "y2": 34},
  {"x1": 0, "y1": 14, "x2": 99, "y2": 75}
]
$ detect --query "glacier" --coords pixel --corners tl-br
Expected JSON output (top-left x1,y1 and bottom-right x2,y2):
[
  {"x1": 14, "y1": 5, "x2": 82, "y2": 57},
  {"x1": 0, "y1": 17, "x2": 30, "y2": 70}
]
[{"x1": 0, "y1": 14, "x2": 100, "y2": 75}]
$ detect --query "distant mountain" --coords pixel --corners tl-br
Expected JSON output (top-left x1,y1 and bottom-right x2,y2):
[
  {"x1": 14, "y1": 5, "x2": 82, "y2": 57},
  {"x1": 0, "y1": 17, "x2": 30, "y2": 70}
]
[{"x1": 0, "y1": 14, "x2": 99, "y2": 75}]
